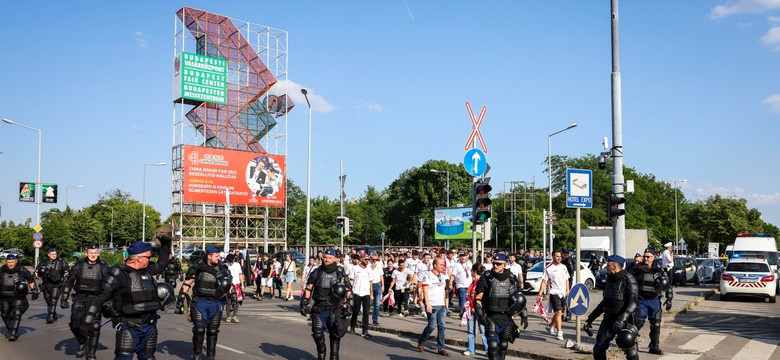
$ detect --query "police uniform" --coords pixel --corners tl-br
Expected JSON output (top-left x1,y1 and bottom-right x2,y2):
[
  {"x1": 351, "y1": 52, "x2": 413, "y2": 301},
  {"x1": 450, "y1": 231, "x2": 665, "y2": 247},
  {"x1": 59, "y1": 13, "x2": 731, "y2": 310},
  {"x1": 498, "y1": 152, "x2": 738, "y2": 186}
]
[
  {"x1": 36, "y1": 248, "x2": 69, "y2": 323},
  {"x1": 178, "y1": 246, "x2": 232, "y2": 360},
  {"x1": 61, "y1": 247, "x2": 110, "y2": 359},
  {"x1": 84, "y1": 240, "x2": 171, "y2": 360},
  {"x1": 629, "y1": 249, "x2": 673, "y2": 355},
  {"x1": 0, "y1": 255, "x2": 38, "y2": 341},
  {"x1": 163, "y1": 256, "x2": 182, "y2": 288},
  {"x1": 475, "y1": 254, "x2": 528, "y2": 360},
  {"x1": 584, "y1": 255, "x2": 639, "y2": 360},
  {"x1": 301, "y1": 249, "x2": 351, "y2": 360}
]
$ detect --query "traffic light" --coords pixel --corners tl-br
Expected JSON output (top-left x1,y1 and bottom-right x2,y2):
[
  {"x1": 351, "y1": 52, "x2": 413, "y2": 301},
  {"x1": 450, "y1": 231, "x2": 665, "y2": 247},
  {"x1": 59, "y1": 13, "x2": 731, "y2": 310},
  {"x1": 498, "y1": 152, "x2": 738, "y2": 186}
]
[
  {"x1": 608, "y1": 193, "x2": 626, "y2": 222},
  {"x1": 336, "y1": 216, "x2": 345, "y2": 232},
  {"x1": 472, "y1": 179, "x2": 492, "y2": 226}
]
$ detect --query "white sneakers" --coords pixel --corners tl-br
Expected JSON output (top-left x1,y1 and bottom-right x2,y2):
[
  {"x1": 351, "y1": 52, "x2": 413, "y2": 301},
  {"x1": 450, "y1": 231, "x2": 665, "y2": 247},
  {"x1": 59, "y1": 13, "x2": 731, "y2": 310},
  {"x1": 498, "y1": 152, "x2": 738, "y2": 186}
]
[
  {"x1": 556, "y1": 331, "x2": 564, "y2": 341},
  {"x1": 463, "y1": 350, "x2": 473, "y2": 356},
  {"x1": 546, "y1": 325, "x2": 557, "y2": 336}
]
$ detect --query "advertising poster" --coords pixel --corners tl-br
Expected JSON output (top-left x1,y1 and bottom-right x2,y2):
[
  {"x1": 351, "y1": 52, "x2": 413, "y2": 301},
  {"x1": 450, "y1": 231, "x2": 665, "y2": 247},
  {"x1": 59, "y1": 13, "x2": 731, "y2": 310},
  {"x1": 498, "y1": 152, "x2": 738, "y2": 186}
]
[
  {"x1": 19, "y1": 182, "x2": 35, "y2": 203},
  {"x1": 433, "y1": 206, "x2": 482, "y2": 240},
  {"x1": 183, "y1": 145, "x2": 285, "y2": 207},
  {"x1": 42, "y1": 184, "x2": 58, "y2": 204}
]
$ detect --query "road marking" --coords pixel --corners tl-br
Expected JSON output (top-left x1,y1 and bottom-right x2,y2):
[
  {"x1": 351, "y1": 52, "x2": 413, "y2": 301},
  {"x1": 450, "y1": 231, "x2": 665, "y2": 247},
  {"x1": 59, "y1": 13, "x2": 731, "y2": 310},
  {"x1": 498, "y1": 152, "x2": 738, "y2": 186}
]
[
  {"x1": 679, "y1": 334, "x2": 727, "y2": 353},
  {"x1": 658, "y1": 354, "x2": 700, "y2": 360},
  {"x1": 732, "y1": 338, "x2": 780, "y2": 360},
  {"x1": 217, "y1": 344, "x2": 246, "y2": 354}
]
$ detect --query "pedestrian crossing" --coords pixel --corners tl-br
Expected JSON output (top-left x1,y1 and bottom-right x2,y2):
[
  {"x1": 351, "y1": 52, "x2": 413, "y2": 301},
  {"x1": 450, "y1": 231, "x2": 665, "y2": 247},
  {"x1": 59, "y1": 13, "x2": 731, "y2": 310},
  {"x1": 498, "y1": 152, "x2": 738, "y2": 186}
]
[{"x1": 657, "y1": 330, "x2": 780, "y2": 360}]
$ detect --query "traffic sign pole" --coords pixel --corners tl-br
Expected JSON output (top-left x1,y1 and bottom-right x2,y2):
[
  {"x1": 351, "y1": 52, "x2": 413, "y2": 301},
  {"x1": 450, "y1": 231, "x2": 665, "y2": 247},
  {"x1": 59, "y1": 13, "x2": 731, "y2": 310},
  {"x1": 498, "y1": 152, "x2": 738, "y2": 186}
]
[{"x1": 576, "y1": 207, "x2": 582, "y2": 344}]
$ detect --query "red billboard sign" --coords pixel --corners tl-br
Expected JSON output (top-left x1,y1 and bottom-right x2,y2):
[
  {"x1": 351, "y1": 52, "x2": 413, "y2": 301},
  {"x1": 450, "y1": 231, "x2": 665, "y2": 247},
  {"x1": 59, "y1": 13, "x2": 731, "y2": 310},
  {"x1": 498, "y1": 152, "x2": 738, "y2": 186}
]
[{"x1": 183, "y1": 145, "x2": 285, "y2": 207}]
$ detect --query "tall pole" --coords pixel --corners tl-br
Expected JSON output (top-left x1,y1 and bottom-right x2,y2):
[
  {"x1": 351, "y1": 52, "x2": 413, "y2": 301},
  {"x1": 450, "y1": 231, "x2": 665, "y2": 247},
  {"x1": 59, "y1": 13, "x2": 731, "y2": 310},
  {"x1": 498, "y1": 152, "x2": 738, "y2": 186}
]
[
  {"x1": 610, "y1": 0, "x2": 627, "y2": 259},
  {"x1": 3, "y1": 118, "x2": 42, "y2": 267},
  {"x1": 301, "y1": 89, "x2": 312, "y2": 262},
  {"x1": 101, "y1": 204, "x2": 114, "y2": 248},
  {"x1": 674, "y1": 179, "x2": 687, "y2": 254},
  {"x1": 446, "y1": 171, "x2": 450, "y2": 207},
  {"x1": 340, "y1": 160, "x2": 344, "y2": 252},
  {"x1": 548, "y1": 124, "x2": 577, "y2": 258},
  {"x1": 142, "y1": 162, "x2": 166, "y2": 242}
]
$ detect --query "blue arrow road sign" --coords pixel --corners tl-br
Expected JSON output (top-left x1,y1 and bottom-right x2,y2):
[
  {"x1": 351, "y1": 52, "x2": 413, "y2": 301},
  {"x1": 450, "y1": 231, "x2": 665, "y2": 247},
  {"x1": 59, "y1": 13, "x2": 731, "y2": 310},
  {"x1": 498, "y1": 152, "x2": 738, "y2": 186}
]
[
  {"x1": 33, "y1": 232, "x2": 43, "y2": 241},
  {"x1": 566, "y1": 169, "x2": 593, "y2": 209},
  {"x1": 463, "y1": 148, "x2": 487, "y2": 177},
  {"x1": 567, "y1": 283, "x2": 590, "y2": 316}
]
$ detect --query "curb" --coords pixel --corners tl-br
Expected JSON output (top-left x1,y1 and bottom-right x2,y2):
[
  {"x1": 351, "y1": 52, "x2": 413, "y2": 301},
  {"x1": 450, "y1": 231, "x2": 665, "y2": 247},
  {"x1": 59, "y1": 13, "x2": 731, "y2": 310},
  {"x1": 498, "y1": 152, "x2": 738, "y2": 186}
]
[{"x1": 674, "y1": 289, "x2": 716, "y2": 315}]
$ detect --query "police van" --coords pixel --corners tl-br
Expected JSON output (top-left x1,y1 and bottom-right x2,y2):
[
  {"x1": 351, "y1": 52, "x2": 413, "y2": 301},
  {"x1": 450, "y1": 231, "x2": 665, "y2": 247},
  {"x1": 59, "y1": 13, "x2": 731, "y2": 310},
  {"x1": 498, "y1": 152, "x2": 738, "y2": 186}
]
[
  {"x1": 730, "y1": 233, "x2": 779, "y2": 291},
  {"x1": 720, "y1": 258, "x2": 776, "y2": 303}
]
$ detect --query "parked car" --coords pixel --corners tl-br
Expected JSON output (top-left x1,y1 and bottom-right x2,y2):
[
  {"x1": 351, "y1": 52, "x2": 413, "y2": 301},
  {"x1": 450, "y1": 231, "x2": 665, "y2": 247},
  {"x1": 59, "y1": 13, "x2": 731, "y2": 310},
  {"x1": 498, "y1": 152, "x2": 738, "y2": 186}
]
[
  {"x1": 273, "y1": 250, "x2": 305, "y2": 266},
  {"x1": 353, "y1": 246, "x2": 384, "y2": 256},
  {"x1": 523, "y1": 261, "x2": 596, "y2": 293},
  {"x1": 695, "y1": 258, "x2": 725, "y2": 283},
  {"x1": 673, "y1": 256, "x2": 703, "y2": 286},
  {"x1": 720, "y1": 258, "x2": 776, "y2": 303},
  {"x1": 242, "y1": 248, "x2": 258, "y2": 264},
  {"x1": 188, "y1": 250, "x2": 206, "y2": 263},
  {"x1": 0, "y1": 250, "x2": 23, "y2": 260},
  {"x1": 179, "y1": 249, "x2": 196, "y2": 260}
]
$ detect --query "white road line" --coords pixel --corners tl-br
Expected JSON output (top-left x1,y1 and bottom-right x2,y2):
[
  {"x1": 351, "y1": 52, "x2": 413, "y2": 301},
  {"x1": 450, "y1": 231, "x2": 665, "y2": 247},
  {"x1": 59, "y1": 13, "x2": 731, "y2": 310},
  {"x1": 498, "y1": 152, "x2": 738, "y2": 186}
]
[
  {"x1": 679, "y1": 334, "x2": 727, "y2": 353},
  {"x1": 732, "y1": 338, "x2": 780, "y2": 360},
  {"x1": 658, "y1": 354, "x2": 700, "y2": 360},
  {"x1": 217, "y1": 344, "x2": 246, "y2": 354}
]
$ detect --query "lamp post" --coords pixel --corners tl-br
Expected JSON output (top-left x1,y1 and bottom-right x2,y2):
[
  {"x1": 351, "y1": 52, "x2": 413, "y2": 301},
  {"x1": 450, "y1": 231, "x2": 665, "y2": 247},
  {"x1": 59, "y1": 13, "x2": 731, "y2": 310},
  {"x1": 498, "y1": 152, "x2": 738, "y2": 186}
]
[
  {"x1": 3, "y1": 118, "x2": 42, "y2": 267},
  {"x1": 142, "y1": 162, "x2": 166, "y2": 242},
  {"x1": 546, "y1": 123, "x2": 577, "y2": 261},
  {"x1": 101, "y1": 205, "x2": 114, "y2": 248},
  {"x1": 301, "y1": 88, "x2": 312, "y2": 262},
  {"x1": 66, "y1": 185, "x2": 84, "y2": 209},
  {"x1": 673, "y1": 179, "x2": 687, "y2": 254},
  {"x1": 429, "y1": 169, "x2": 450, "y2": 207}
]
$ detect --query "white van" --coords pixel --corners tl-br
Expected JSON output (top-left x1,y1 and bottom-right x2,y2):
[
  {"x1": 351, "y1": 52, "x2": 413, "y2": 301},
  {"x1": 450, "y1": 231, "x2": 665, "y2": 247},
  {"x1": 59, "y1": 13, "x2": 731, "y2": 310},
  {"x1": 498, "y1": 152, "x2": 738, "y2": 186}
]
[{"x1": 731, "y1": 233, "x2": 779, "y2": 290}]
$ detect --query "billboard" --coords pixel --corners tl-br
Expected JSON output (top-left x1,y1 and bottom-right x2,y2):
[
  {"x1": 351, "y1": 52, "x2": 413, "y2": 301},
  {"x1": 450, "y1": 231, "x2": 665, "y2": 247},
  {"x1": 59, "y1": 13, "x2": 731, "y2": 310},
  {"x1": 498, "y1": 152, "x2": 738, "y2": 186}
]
[
  {"x1": 173, "y1": 52, "x2": 228, "y2": 104},
  {"x1": 433, "y1": 207, "x2": 483, "y2": 240},
  {"x1": 42, "y1": 184, "x2": 58, "y2": 203},
  {"x1": 19, "y1": 183, "x2": 58, "y2": 203},
  {"x1": 183, "y1": 145, "x2": 285, "y2": 207}
]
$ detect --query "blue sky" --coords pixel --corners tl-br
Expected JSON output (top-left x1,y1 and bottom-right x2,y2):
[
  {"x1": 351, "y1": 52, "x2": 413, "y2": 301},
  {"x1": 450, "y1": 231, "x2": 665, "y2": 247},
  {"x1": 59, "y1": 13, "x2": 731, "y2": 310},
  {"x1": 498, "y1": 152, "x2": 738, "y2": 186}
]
[{"x1": 1, "y1": 0, "x2": 779, "y2": 230}]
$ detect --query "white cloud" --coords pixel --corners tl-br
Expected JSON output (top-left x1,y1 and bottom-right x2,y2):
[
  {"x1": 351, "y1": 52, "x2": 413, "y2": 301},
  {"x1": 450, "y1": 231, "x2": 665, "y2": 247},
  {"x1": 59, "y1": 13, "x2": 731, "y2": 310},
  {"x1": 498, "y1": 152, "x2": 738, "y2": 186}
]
[
  {"x1": 770, "y1": 15, "x2": 780, "y2": 23},
  {"x1": 761, "y1": 93, "x2": 780, "y2": 113},
  {"x1": 695, "y1": 184, "x2": 745, "y2": 198},
  {"x1": 709, "y1": 0, "x2": 780, "y2": 19},
  {"x1": 357, "y1": 99, "x2": 384, "y2": 112},
  {"x1": 694, "y1": 183, "x2": 780, "y2": 206},
  {"x1": 272, "y1": 80, "x2": 334, "y2": 114},
  {"x1": 747, "y1": 193, "x2": 780, "y2": 205},
  {"x1": 760, "y1": 26, "x2": 780, "y2": 50},
  {"x1": 134, "y1": 31, "x2": 150, "y2": 48}
]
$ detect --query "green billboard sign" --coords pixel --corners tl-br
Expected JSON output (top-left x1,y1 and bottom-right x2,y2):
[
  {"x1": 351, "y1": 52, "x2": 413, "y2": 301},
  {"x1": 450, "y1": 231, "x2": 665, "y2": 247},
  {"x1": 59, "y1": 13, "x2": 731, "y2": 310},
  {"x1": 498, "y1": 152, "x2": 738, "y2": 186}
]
[{"x1": 180, "y1": 52, "x2": 227, "y2": 104}]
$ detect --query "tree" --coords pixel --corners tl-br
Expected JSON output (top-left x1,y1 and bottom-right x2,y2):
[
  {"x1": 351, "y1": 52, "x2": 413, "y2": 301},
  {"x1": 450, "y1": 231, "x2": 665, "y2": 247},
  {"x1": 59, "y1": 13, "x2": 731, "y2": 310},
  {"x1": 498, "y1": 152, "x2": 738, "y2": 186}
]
[{"x1": 348, "y1": 186, "x2": 388, "y2": 245}]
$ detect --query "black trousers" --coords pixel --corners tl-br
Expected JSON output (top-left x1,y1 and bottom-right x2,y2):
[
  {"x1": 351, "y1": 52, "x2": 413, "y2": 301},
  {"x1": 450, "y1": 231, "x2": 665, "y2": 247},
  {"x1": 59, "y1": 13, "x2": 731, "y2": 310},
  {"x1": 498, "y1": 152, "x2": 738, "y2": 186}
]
[{"x1": 350, "y1": 294, "x2": 370, "y2": 333}]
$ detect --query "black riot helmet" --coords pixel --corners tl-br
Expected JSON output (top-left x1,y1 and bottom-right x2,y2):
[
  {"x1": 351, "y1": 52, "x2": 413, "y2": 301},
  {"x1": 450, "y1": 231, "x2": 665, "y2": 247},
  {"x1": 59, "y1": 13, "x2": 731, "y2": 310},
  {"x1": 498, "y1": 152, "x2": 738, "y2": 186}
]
[
  {"x1": 217, "y1": 275, "x2": 233, "y2": 292},
  {"x1": 331, "y1": 283, "x2": 347, "y2": 299},
  {"x1": 14, "y1": 281, "x2": 28, "y2": 295},
  {"x1": 655, "y1": 275, "x2": 669, "y2": 290},
  {"x1": 506, "y1": 291, "x2": 527, "y2": 316},
  {"x1": 156, "y1": 282, "x2": 175, "y2": 309},
  {"x1": 615, "y1": 324, "x2": 638, "y2": 348}
]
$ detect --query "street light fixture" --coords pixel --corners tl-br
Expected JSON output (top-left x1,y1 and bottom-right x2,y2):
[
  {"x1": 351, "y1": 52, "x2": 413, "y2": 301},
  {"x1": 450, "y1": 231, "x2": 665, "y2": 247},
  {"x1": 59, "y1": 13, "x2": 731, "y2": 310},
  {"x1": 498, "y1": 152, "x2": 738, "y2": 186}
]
[
  {"x1": 3, "y1": 118, "x2": 43, "y2": 267},
  {"x1": 101, "y1": 205, "x2": 115, "y2": 248},
  {"x1": 429, "y1": 169, "x2": 450, "y2": 207},
  {"x1": 142, "y1": 162, "x2": 166, "y2": 242},
  {"x1": 66, "y1": 185, "x2": 84, "y2": 209},
  {"x1": 301, "y1": 88, "x2": 313, "y2": 262},
  {"x1": 673, "y1": 179, "x2": 687, "y2": 254},
  {"x1": 547, "y1": 123, "x2": 577, "y2": 262}
]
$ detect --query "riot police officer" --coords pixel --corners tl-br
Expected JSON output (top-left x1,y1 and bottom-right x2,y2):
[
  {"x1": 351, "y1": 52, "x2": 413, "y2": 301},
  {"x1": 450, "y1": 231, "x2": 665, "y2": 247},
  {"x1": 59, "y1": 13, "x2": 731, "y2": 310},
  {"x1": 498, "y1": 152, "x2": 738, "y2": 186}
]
[
  {"x1": 83, "y1": 236, "x2": 172, "y2": 360},
  {"x1": 163, "y1": 253, "x2": 182, "y2": 289},
  {"x1": 61, "y1": 243, "x2": 109, "y2": 359},
  {"x1": 1, "y1": 254, "x2": 39, "y2": 341},
  {"x1": 629, "y1": 248, "x2": 672, "y2": 355},
  {"x1": 300, "y1": 248, "x2": 352, "y2": 360},
  {"x1": 36, "y1": 247, "x2": 69, "y2": 323},
  {"x1": 583, "y1": 255, "x2": 639, "y2": 360},
  {"x1": 474, "y1": 253, "x2": 529, "y2": 360},
  {"x1": 177, "y1": 246, "x2": 232, "y2": 360}
]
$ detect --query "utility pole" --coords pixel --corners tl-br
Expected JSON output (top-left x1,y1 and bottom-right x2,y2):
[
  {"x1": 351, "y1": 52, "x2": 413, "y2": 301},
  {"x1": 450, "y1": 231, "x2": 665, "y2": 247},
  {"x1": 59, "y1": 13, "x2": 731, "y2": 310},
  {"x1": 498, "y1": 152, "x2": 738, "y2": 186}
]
[{"x1": 611, "y1": 0, "x2": 626, "y2": 258}]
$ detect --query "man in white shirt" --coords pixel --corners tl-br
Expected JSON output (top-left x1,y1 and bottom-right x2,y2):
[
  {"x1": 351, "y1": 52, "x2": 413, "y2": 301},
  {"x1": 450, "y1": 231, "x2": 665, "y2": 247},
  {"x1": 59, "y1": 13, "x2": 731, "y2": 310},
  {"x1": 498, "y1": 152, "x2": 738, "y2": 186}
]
[
  {"x1": 483, "y1": 253, "x2": 493, "y2": 272},
  {"x1": 413, "y1": 253, "x2": 432, "y2": 311},
  {"x1": 508, "y1": 254, "x2": 524, "y2": 285},
  {"x1": 349, "y1": 253, "x2": 373, "y2": 338},
  {"x1": 415, "y1": 258, "x2": 450, "y2": 356},
  {"x1": 662, "y1": 242, "x2": 674, "y2": 281},
  {"x1": 450, "y1": 252, "x2": 472, "y2": 311},
  {"x1": 225, "y1": 254, "x2": 245, "y2": 323},
  {"x1": 390, "y1": 261, "x2": 413, "y2": 316},
  {"x1": 369, "y1": 253, "x2": 384, "y2": 326},
  {"x1": 301, "y1": 256, "x2": 317, "y2": 293},
  {"x1": 538, "y1": 250, "x2": 570, "y2": 341}
]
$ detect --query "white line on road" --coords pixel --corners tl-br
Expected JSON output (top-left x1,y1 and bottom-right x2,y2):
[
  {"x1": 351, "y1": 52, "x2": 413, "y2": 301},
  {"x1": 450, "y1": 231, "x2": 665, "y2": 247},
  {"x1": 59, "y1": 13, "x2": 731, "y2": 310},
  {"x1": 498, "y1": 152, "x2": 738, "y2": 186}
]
[
  {"x1": 679, "y1": 334, "x2": 727, "y2": 353},
  {"x1": 732, "y1": 338, "x2": 780, "y2": 360},
  {"x1": 658, "y1": 354, "x2": 700, "y2": 360},
  {"x1": 217, "y1": 344, "x2": 246, "y2": 354}
]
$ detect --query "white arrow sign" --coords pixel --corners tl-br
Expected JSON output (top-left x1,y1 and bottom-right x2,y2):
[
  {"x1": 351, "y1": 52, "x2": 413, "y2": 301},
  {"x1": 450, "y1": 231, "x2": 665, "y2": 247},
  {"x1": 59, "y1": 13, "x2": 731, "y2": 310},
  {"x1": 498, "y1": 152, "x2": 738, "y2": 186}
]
[{"x1": 472, "y1": 152, "x2": 481, "y2": 173}]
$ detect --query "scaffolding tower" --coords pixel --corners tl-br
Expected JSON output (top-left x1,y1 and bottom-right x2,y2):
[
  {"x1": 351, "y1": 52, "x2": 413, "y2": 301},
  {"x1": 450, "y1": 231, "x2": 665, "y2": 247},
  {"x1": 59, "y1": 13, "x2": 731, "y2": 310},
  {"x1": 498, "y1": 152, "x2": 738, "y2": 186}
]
[{"x1": 504, "y1": 180, "x2": 535, "y2": 253}]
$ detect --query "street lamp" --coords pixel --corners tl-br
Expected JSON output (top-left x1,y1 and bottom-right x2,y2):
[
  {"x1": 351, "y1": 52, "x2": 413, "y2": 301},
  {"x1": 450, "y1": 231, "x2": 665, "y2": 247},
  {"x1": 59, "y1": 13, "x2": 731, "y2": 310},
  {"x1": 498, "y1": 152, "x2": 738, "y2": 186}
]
[
  {"x1": 673, "y1": 179, "x2": 687, "y2": 254},
  {"x1": 429, "y1": 169, "x2": 450, "y2": 207},
  {"x1": 301, "y1": 88, "x2": 312, "y2": 262},
  {"x1": 547, "y1": 123, "x2": 577, "y2": 261},
  {"x1": 142, "y1": 162, "x2": 166, "y2": 242},
  {"x1": 101, "y1": 205, "x2": 114, "y2": 248},
  {"x1": 3, "y1": 118, "x2": 42, "y2": 267},
  {"x1": 66, "y1": 185, "x2": 84, "y2": 209}
]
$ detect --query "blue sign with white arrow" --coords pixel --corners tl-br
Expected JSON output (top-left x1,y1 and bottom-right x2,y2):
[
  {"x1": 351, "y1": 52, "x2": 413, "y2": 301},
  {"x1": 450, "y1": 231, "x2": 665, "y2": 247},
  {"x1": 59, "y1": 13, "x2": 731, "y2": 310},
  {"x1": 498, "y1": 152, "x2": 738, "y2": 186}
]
[
  {"x1": 463, "y1": 148, "x2": 487, "y2": 177},
  {"x1": 567, "y1": 283, "x2": 590, "y2": 316}
]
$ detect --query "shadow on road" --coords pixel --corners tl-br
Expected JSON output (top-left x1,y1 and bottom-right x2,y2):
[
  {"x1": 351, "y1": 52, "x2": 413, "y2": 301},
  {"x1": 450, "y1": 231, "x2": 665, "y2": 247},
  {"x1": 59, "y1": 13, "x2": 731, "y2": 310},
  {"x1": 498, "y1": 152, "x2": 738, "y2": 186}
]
[
  {"x1": 260, "y1": 342, "x2": 314, "y2": 359},
  {"x1": 672, "y1": 294, "x2": 780, "y2": 340},
  {"x1": 157, "y1": 339, "x2": 196, "y2": 358}
]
